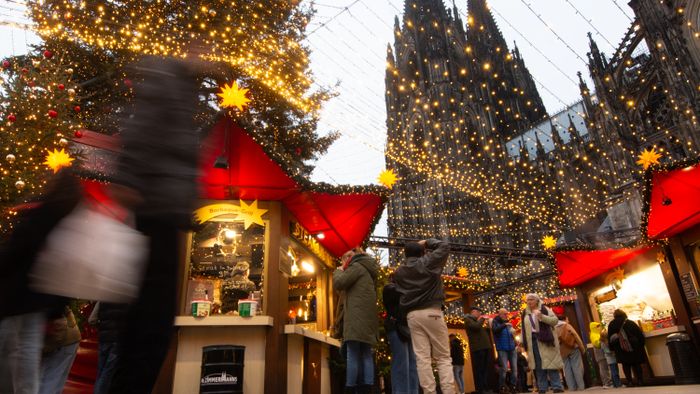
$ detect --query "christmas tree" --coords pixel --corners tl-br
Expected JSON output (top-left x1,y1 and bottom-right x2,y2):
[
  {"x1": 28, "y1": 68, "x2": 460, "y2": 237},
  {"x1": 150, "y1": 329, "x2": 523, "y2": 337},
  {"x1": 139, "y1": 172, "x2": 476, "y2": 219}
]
[
  {"x1": 0, "y1": 49, "x2": 82, "y2": 232},
  {"x1": 27, "y1": 0, "x2": 337, "y2": 175}
]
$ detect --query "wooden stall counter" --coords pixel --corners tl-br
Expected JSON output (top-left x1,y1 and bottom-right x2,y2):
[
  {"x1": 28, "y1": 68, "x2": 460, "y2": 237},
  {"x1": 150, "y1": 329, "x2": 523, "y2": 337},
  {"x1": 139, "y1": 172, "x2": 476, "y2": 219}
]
[
  {"x1": 172, "y1": 316, "x2": 273, "y2": 394},
  {"x1": 644, "y1": 325, "x2": 685, "y2": 377},
  {"x1": 285, "y1": 324, "x2": 339, "y2": 394}
]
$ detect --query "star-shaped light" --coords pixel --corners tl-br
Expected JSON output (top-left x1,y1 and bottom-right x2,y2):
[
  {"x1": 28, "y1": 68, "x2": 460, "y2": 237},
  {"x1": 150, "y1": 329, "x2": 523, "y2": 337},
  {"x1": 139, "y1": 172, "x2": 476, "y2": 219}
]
[
  {"x1": 637, "y1": 147, "x2": 662, "y2": 170},
  {"x1": 542, "y1": 235, "x2": 557, "y2": 250},
  {"x1": 378, "y1": 169, "x2": 398, "y2": 189},
  {"x1": 236, "y1": 199, "x2": 267, "y2": 229},
  {"x1": 457, "y1": 267, "x2": 468, "y2": 277},
  {"x1": 217, "y1": 81, "x2": 250, "y2": 111},
  {"x1": 44, "y1": 148, "x2": 74, "y2": 173}
]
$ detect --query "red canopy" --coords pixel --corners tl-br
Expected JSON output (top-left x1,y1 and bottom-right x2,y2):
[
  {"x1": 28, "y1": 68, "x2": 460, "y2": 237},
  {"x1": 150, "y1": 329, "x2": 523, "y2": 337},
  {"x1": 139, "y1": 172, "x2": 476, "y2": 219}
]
[
  {"x1": 646, "y1": 162, "x2": 700, "y2": 239},
  {"x1": 555, "y1": 246, "x2": 653, "y2": 287},
  {"x1": 199, "y1": 117, "x2": 386, "y2": 257}
]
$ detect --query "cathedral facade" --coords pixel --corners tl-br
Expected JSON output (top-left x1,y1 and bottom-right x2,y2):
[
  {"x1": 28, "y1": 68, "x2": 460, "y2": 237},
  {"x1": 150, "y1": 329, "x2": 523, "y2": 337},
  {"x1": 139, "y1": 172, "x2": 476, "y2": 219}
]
[{"x1": 384, "y1": 0, "x2": 700, "y2": 310}]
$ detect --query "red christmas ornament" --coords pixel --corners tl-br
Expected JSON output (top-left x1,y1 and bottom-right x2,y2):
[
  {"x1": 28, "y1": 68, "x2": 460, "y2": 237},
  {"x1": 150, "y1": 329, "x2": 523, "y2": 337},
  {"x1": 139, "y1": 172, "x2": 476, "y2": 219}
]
[
  {"x1": 7, "y1": 114, "x2": 16, "y2": 122},
  {"x1": 48, "y1": 109, "x2": 58, "y2": 118},
  {"x1": 295, "y1": 147, "x2": 302, "y2": 156},
  {"x1": 43, "y1": 50, "x2": 53, "y2": 59},
  {"x1": 74, "y1": 130, "x2": 83, "y2": 138},
  {"x1": 21, "y1": 68, "x2": 28, "y2": 74},
  {"x1": 57, "y1": 84, "x2": 65, "y2": 90},
  {"x1": 73, "y1": 105, "x2": 81, "y2": 113},
  {"x1": 1, "y1": 60, "x2": 10, "y2": 69},
  {"x1": 123, "y1": 79, "x2": 133, "y2": 88}
]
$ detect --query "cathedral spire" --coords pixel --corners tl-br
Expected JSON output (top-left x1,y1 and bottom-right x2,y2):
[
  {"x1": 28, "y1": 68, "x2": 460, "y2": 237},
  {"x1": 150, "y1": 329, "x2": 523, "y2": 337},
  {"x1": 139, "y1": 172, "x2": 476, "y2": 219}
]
[
  {"x1": 567, "y1": 113, "x2": 581, "y2": 141},
  {"x1": 466, "y1": 0, "x2": 507, "y2": 49},
  {"x1": 550, "y1": 119, "x2": 564, "y2": 147},
  {"x1": 519, "y1": 136, "x2": 529, "y2": 161},
  {"x1": 535, "y1": 132, "x2": 546, "y2": 158}
]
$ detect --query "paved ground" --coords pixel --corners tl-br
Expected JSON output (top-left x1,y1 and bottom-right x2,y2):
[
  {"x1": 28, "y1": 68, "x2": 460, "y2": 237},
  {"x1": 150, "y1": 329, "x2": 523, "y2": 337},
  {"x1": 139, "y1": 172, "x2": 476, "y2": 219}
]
[{"x1": 581, "y1": 385, "x2": 700, "y2": 393}]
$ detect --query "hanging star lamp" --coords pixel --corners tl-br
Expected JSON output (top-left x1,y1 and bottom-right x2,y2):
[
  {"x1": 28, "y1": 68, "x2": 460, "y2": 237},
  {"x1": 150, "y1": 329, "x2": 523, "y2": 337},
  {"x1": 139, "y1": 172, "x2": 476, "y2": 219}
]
[
  {"x1": 541, "y1": 235, "x2": 557, "y2": 250},
  {"x1": 378, "y1": 169, "x2": 398, "y2": 189},
  {"x1": 43, "y1": 148, "x2": 74, "y2": 173},
  {"x1": 636, "y1": 147, "x2": 662, "y2": 170},
  {"x1": 218, "y1": 81, "x2": 251, "y2": 111}
]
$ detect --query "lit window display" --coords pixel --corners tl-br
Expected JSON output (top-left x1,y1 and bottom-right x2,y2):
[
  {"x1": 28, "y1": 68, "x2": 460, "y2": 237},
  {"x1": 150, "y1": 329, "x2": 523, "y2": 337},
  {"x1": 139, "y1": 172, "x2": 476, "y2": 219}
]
[
  {"x1": 185, "y1": 218, "x2": 265, "y2": 316},
  {"x1": 591, "y1": 264, "x2": 674, "y2": 329},
  {"x1": 287, "y1": 243, "x2": 319, "y2": 324}
]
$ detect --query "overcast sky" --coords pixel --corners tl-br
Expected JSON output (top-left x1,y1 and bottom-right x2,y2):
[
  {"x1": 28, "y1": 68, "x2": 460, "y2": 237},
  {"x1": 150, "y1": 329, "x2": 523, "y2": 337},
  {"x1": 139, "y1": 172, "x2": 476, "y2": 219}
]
[{"x1": 0, "y1": 0, "x2": 633, "y2": 236}]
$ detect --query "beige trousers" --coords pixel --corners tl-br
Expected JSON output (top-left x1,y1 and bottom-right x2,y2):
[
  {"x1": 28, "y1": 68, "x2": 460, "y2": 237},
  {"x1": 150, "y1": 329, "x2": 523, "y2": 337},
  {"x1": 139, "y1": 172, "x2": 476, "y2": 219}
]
[{"x1": 407, "y1": 307, "x2": 455, "y2": 394}]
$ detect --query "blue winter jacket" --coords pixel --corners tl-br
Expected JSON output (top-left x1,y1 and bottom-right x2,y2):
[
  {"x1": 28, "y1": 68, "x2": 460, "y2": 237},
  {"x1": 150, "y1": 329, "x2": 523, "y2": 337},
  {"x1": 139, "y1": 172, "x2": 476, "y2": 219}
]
[{"x1": 492, "y1": 315, "x2": 516, "y2": 352}]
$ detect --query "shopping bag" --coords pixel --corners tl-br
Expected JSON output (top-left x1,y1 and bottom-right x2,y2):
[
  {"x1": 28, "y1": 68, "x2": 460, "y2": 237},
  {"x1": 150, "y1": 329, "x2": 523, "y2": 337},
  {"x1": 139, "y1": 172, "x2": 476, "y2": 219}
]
[{"x1": 29, "y1": 201, "x2": 148, "y2": 303}]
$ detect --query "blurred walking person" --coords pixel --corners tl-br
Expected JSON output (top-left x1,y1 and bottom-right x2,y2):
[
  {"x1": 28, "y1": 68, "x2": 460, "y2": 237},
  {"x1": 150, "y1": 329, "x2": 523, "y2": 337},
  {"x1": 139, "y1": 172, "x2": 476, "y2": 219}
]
[
  {"x1": 88, "y1": 303, "x2": 128, "y2": 394},
  {"x1": 555, "y1": 316, "x2": 585, "y2": 391},
  {"x1": 0, "y1": 170, "x2": 83, "y2": 394},
  {"x1": 492, "y1": 308, "x2": 517, "y2": 393},
  {"x1": 521, "y1": 294, "x2": 564, "y2": 394},
  {"x1": 465, "y1": 307, "x2": 492, "y2": 394},
  {"x1": 449, "y1": 334, "x2": 465, "y2": 394},
  {"x1": 333, "y1": 249, "x2": 379, "y2": 393},
  {"x1": 106, "y1": 49, "x2": 208, "y2": 393},
  {"x1": 608, "y1": 309, "x2": 646, "y2": 387},
  {"x1": 39, "y1": 307, "x2": 80, "y2": 394},
  {"x1": 393, "y1": 239, "x2": 455, "y2": 394},
  {"x1": 383, "y1": 277, "x2": 419, "y2": 394}
]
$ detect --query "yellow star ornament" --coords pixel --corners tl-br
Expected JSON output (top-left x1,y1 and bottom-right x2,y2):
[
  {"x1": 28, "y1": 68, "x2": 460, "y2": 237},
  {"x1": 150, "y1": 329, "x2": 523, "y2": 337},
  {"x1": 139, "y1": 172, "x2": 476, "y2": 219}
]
[
  {"x1": 378, "y1": 169, "x2": 398, "y2": 189},
  {"x1": 457, "y1": 267, "x2": 468, "y2": 277},
  {"x1": 44, "y1": 148, "x2": 74, "y2": 173},
  {"x1": 218, "y1": 81, "x2": 251, "y2": 111},
  {"x1": 637, "y1": 147, "x2": 662, "y2": 170},
  {"x1": 236, "y1": 199, "x2": 267, "y2": 229},
  {"x1": 542, "y1": 235, "x2": 557, "y2": 250}
]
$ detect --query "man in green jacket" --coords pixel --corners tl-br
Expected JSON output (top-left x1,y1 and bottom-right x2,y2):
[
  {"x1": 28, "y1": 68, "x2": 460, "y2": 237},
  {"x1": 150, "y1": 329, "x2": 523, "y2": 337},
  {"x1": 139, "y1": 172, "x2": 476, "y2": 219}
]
[
  {"x1": 465, "y1": 307, "x2": 492, "y2": 394},
  {"x1": 333, "y1": 249, "x2": 379, "y2": 393}
]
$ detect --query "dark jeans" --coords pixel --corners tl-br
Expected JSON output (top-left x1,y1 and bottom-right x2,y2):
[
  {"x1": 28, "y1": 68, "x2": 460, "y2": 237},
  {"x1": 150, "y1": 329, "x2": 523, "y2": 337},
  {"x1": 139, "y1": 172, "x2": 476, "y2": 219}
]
[
  {"x1": 387, "y1": 330, "x2": 419, "y2": 394},
  {"x1": 622, "y1": 363, "x2": 643, "y2": 386},
  {"x1": 471, "y1": 348, "x2": 489, "y2": 393},
  {"x1": 95, "y1": 342, "x2": 119, "y2": 394},
  {"x1": 108, "y1": 219, "x2": 178, "y2": 393},
  {"x1": 345, "y1": 340, "x2": 374, "y2": 387}
]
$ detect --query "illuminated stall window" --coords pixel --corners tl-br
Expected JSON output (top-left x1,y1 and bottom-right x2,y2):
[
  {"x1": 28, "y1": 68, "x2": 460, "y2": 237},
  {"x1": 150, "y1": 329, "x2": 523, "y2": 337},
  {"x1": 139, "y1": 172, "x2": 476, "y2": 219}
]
[{"x1": 184, "y1": 203, "x2": 267, "y2": 316}]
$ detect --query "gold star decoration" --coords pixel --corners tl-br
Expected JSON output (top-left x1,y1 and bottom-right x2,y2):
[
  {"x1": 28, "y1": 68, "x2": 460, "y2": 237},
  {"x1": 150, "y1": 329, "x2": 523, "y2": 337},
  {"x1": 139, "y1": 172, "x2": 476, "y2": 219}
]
[
  {"x1": 378, "y1": 169, "x2": 398, "y2": 189},
  {"x1": 217, "y1": 81, "x2": 250, "y2": 111},
  {"x1": 43, "y1": 148, "x2": 74, "y2": 173},
  {"x1": 542, "y1": 235, "x2": 557, "y2": 250},
  {"x1": 636, "y1": 147, "x2": 662, "y2": 170},
  {"x1": 236, "y1": 199, "x2": 267, "y2": 229},
  {"x1": 457, "y1": 267, "x2": 468, "y2": 277},
  {"x1": 656, "y1": 251, "x2": 666, "y2": 264}
]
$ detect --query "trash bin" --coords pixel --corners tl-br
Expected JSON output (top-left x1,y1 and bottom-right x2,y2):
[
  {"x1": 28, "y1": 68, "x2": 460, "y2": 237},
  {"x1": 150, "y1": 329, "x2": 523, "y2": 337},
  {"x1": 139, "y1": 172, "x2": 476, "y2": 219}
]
[
  {"x1": 666, "y1": 333, "x2": 700, "y2": 384},
  {"x1": 200, "y1": 345, "x2": 245, "y2": 393}
]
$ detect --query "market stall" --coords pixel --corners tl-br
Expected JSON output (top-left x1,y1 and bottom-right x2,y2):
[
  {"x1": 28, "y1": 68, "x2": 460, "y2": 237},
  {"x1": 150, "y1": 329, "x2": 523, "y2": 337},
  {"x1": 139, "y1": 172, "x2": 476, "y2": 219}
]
[{"x1": 555, "y1": 246, "x2": 683, "y2": 378}]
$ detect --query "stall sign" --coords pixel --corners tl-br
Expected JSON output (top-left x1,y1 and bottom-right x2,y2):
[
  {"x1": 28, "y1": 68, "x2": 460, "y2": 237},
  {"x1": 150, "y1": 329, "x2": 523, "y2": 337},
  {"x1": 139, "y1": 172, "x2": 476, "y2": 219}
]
[
  {"x1": 194, "y1": 200, "x2": 267, "y2": 229},
  {"x1": 595, "y1": 289, "x2": 617, "y2": 304},
  {"x1": 680, "y1": 272, "x2": 700, "y2": 316},
  {"x1": 290, "y1": 222, "x2": 336, "y2": 269}
]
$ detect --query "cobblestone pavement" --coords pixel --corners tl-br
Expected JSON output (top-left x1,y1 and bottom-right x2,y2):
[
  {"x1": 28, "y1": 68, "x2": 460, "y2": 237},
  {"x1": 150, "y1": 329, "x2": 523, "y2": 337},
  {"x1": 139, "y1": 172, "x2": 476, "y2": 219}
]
[{"x1": 580, "y1": 385, "x2": 700, "y2": 393}]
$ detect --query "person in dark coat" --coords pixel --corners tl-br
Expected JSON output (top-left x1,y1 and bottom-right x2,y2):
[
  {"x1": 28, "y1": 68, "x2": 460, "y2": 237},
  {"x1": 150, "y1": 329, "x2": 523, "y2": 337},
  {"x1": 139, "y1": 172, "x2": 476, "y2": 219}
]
[
  {"x1": 607, "y1": 309, "x2": 646, "y2": 387},
  {"x1": 492, "y1": 308, "x2": 517, "y2": 393},
  {"x1": 333, "y1": 249, "x2": 379, "y2": 393},
  {"x1": 465, "y1": 306, "x2": 492, "y2": 394},
  {"x1": 449, "y1": 334, "x2": 465, "y2": 394},
  {"x1": 383, "y1": 278, "x2": 419, "y2": 394},
  {"x1": 107, "y1": 52, "x2": 205, "y2": 393}
]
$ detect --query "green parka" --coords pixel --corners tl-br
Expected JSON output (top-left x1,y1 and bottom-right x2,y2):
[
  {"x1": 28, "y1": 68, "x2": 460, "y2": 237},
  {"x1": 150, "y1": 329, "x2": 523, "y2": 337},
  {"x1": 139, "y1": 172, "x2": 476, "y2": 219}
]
[{"x1": 333, "y1": 253, "x2": 379, "y2": 345}]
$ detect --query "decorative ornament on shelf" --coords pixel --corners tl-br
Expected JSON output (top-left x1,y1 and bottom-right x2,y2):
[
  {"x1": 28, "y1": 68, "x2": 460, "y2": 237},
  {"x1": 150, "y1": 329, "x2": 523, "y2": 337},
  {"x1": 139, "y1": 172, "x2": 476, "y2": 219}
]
[
  {"x1": 542, "y1": 235, "x2": 557, "y2": 250},
  {"x1": 67, "y1": 88, "x2": 76, "y2": 96},
  {"x1": 57, "y1": 84, "x2": 65, "y2": 90},
  {"x1": 637, "y1": 147, "x2": 662, "y2": 170},
  {"x1": 5, "y1": 154, "x2": 16, "y2": 163},
  {"x1": 43, "y1": 148, "x2": 74, "y2": 173},
  {"x1": 73, "y1": 105, "x2": 81, "y2": 113},
  {"x1": 217, "y1": 81, "x2": 250, "y2": 111},
  {"x1": 377, "y1": 169, "x2": 398, "y2": 189},
  {"x1": 15, "y1": 180, "x2": 25, "y2": 190}
]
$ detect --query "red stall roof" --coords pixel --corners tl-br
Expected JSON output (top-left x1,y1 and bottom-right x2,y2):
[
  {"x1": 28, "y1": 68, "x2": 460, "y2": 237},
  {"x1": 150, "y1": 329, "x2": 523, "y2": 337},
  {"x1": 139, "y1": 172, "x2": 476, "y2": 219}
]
[
  {"x1": 70, "y1": 118, "x2": 386, "y2": 258},
  {"x1": 554, "y1": 246, "x2": 653, "y2": 287},
  {"x1": 646, "y1": 161, "x2": 700, "y2": 239},
  {"x1": 199, "y1": 117, "x2": 386, "y2": 258}
]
